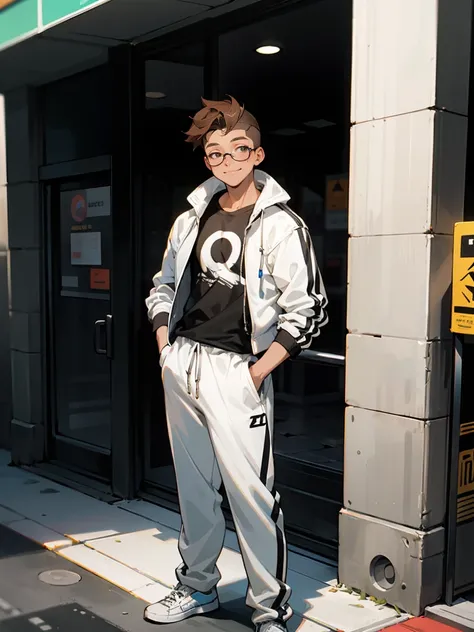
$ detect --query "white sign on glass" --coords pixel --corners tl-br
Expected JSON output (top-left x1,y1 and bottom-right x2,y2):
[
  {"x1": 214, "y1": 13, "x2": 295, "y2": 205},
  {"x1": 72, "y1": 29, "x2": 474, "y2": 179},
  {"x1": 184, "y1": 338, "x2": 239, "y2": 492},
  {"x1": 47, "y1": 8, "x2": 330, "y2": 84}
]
[{"x1": 70, "y1": 232, "x2": 102, "y2": 266}]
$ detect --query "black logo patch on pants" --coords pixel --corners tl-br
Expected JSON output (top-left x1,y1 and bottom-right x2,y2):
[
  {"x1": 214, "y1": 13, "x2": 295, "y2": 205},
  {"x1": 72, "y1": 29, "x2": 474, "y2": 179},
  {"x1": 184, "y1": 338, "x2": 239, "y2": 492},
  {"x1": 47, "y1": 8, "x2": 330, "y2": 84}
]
[{"x1": 250, "y1": 413, "x2": 267, "y2": 428}]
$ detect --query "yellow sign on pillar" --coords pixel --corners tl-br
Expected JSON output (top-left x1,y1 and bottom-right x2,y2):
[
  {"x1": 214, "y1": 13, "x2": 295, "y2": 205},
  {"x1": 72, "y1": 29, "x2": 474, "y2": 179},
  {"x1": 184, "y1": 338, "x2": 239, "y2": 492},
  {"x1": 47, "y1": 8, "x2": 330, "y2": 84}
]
[
  {"x1": 326, "y1": 177, "x2": 349, "y2": 211},
  {"x1": 452, "y1": 221, "x2": 474, "y2": 335}
]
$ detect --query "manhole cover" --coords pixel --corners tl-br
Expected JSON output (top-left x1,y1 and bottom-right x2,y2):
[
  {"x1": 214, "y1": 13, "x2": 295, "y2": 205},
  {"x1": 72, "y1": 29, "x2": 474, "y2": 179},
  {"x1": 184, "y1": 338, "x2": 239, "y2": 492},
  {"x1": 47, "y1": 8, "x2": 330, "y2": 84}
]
[{"x1": 38, "y1": 570, "x2": 82, "y2": 586}]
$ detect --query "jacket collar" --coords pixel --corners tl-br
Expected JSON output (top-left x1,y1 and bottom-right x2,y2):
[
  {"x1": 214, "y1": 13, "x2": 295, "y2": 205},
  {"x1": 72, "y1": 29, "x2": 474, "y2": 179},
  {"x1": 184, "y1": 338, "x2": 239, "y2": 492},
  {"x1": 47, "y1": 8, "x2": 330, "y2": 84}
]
[{"x1": 186, "y1": 170, "x2": 291, "y2": 223}]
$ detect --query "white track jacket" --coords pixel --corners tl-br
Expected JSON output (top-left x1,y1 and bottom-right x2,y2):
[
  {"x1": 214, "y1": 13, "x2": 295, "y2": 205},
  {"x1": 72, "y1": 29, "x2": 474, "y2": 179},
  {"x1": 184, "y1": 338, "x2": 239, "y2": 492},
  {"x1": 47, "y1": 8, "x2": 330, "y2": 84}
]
[{"x1": 145, "y1": 170, "x2": 328, "y2": 357}]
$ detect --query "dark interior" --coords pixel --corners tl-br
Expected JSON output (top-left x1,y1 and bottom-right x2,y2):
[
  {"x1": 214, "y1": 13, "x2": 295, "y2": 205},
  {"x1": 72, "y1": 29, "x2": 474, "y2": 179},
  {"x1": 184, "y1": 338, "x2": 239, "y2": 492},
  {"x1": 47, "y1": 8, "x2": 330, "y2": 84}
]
[{"x1": 140, "y1": 0, "x2": 352, "y2": 559}]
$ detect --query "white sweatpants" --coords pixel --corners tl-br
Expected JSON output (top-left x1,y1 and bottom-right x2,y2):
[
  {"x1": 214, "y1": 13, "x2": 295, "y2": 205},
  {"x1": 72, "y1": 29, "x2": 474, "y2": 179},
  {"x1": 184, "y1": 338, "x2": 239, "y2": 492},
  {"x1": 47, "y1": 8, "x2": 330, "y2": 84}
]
[{"x1": 160, "y1": 335, "x2": 292, "y2": 625}]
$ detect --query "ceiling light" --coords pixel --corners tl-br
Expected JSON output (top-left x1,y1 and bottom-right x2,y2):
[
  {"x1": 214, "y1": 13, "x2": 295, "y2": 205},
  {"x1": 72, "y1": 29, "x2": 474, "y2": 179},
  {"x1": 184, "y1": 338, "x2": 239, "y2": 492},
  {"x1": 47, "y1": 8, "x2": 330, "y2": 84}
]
[
  {"x1": 146, "y1": 91, "x2": 166, "y2": 99},
  {"x1": 256, "y1": 45, "x2": 280, "y2": 55}
]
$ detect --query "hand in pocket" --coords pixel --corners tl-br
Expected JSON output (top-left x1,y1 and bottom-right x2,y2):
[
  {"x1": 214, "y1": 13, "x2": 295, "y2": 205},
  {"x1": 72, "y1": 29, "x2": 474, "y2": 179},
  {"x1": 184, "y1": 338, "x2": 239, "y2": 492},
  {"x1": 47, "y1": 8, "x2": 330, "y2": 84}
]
[{"x1": 248, "y1": 362, "x2": 263, "y2": 394}]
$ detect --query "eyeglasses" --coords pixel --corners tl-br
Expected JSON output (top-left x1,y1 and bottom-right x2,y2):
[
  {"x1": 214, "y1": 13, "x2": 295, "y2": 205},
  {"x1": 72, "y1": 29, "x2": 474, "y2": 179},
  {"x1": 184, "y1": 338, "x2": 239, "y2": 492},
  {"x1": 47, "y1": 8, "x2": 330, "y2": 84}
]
[{"x1": 205, "y1": 145, "x2": 259, "y2": 167}]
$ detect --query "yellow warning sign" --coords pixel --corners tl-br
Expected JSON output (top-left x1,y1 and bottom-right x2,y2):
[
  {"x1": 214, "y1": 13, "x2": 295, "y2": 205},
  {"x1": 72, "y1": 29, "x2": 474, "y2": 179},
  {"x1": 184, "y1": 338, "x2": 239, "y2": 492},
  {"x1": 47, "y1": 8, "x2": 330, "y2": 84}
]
[
  {"x1": 326, "y1": 177, "x2": 349, "y2": 211},
  {"x1": 451, "y1": 221, "x2": 474, "y2": 335}
]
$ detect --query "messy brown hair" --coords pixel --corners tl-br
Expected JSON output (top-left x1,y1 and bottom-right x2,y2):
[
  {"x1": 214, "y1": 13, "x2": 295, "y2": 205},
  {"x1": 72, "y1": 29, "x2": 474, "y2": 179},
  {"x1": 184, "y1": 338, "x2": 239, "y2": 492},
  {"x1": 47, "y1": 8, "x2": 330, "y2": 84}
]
[{"x1": 184, "y1": 95, "x2": 260, "y2": 149}]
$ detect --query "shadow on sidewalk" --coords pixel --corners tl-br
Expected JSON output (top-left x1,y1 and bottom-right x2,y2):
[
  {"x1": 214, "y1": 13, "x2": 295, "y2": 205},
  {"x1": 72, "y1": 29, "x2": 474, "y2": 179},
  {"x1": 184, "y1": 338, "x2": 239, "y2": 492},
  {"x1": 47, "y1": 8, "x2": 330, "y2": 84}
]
[{"x1": 0, "y1": 524, "x2": 43, "y2": 561}]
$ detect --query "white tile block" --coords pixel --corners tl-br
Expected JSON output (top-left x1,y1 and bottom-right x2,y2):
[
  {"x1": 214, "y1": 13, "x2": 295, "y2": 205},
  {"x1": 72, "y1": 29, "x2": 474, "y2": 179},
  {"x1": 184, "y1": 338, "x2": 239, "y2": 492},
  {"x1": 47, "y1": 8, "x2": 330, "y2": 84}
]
[
  {"x1": 351, "y1": 0, "x2": 471, "y2": 122},
  {"x1": 351, "y1": 0, "x2": 437, "y2": 121},
  {"x1": 339, "y1": 509, "x2": 444, "y2": 616},
  {"x1": 347, "y1": 234, "x2": 452, "y2": 339},
  {"x1": 344, "y1": 408, "x2": 447, "y2": 529},
  {"x1": 349, "y1": 111, "x2": 467, "y2": 236},
  {"x1": 84, "y1": 527, "x2": 247, "y2": 590},
  {"x1": 346, "y1": 335, "x2": 451, "y2": 419},
  {"x1": 84, "y1": 527, "x2": 183, "y2": 588},
  {"x1": 7, "y1": 518, "x2": 72, "y2": 550},
  {"x1": 58, "y1": 545, "x2": 150, "y2": 593}
]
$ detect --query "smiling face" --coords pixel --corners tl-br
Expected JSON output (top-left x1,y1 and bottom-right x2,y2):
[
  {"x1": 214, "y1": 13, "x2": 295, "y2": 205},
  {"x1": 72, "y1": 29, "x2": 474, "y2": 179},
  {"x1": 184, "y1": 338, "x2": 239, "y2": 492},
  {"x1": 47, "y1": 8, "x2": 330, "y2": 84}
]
[{"x1": 203, "y1": 126, "x2": 265, "y2": 188}]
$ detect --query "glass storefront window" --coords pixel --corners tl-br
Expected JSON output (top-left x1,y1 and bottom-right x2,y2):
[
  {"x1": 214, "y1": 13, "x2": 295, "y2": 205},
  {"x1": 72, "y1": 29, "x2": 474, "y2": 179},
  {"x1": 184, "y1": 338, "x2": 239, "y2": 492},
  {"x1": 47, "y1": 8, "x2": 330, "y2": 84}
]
[
  {"x1": 218, "y1": 0, "x2": 350, "y2": 476},
  {"x1": 140, "y1": 43, "x2": 208, "y2": 479},
  {"x1": 42, "y1": 65, "x2": 111, "y2": 165},
  {"x1": 139, "y1": 0, "x2": 352, "y2": 556}
]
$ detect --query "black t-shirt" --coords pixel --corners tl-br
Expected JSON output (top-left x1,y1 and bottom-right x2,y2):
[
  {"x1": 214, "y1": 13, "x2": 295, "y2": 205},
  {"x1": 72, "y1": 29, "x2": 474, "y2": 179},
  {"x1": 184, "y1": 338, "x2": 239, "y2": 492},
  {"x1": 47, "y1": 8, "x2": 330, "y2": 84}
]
[{"x1": 175, "y1": 194, "x2": 253, "y2": 354}]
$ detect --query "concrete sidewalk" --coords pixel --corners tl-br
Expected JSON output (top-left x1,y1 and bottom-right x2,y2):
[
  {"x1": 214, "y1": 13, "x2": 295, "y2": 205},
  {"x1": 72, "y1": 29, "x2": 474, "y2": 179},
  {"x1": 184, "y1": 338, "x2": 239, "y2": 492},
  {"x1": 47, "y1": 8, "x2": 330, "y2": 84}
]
[
  {"x1": 0, "y1": 450, "x2": 408, "y2": 632},
  {"x1": 0, "y1": 522, "x2": 252, "y2": 632}
]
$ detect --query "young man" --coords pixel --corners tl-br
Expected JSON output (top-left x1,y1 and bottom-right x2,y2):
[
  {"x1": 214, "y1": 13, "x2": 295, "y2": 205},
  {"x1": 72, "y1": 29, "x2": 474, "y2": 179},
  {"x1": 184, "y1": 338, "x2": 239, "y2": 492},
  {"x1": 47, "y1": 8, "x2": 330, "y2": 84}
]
[{"x1": 144, "y1": 96, "x2": 328, "y2": 632}]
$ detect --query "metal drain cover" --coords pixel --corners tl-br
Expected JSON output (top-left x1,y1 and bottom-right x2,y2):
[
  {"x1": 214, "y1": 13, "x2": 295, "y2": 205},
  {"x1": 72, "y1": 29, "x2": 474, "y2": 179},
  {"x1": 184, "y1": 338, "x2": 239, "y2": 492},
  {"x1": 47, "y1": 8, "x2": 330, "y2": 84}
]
[{"x1": 38, "y1": 570, "x2": 82, "y2": 586}]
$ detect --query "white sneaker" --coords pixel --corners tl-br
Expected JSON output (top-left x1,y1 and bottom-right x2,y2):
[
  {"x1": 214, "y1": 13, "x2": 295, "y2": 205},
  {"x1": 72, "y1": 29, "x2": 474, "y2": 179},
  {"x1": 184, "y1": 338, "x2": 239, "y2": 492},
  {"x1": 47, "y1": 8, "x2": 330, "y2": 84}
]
[{"x1": 143, "y1": 583, "x2": 219, "y2": 624}]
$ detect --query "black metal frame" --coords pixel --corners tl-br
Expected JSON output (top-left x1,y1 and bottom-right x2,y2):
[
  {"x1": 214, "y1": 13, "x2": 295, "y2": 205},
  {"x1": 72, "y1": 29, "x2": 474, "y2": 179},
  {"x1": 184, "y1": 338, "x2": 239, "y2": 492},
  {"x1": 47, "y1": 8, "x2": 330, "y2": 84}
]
[
  {"x1": 39, "y1": 42, "x2": 146, "y2": 499},
  {"x1": 40, "y1": 158, "x2": 113, "y2": 484},
  {"x1": 108, "y1": 44, "x2": 146, "y2": 499},
  {"x1": 445, "y1": 334, "x2": 463, "y2": 604},
  {"x1": 39, "y1": 46, "x2": 145, "y2": 497},
  {"x1": 445, "y1": 333, "x2": 474, "y2": 603}
]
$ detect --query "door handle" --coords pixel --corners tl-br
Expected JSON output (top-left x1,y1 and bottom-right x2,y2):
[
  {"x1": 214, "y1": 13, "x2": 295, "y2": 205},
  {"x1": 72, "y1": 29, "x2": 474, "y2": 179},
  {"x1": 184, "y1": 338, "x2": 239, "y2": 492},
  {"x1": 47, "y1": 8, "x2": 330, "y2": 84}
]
[
  {"x1": 105, "y1": 314, "x2": 113, "y2": 360},
  {"x1": 94, "y1": 319, "x2": 106, "y2": 355},
  {"x1": 94, "y1": 316, "x2": 113, "y2": 358}
]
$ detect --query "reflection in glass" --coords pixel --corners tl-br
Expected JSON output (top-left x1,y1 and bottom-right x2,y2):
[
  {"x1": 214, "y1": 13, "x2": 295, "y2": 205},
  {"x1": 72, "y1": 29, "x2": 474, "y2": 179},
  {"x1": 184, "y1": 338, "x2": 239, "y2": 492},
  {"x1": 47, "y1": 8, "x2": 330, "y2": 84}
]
[
  {"x1": 141, "y1": 45, "x2": 207, "y2": 479},
  {"x1": 139, "y1": 0, "x2": 352, "y2": 554},
  {"x1": 55, "y1": 185, "x2": 112, "y2": 450},
  {"x1": 218, "y1": 0, "x2": 351, "y2": 475}
]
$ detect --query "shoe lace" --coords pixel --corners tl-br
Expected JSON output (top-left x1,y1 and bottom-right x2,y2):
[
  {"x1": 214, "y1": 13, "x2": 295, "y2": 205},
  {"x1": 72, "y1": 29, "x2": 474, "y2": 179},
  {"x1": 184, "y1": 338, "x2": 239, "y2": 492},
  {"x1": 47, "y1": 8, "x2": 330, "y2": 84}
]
[{"x1": 160, "y1": 584, "x2": 189, "y2": 607}]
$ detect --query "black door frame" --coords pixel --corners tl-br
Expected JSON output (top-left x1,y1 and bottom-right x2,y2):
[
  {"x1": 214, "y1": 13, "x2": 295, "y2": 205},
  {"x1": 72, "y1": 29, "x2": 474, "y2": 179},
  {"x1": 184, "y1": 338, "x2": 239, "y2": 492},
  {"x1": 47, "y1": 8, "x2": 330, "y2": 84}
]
[
  {"x1": 40, "y1": 43, "x2": 146, "y2": 500},
  {"x1": 108, "y1": 44, "x2": 146, "y2": 499},
  {"x1": 41, "y1": 156, "x2": 113, "y2": 481}
]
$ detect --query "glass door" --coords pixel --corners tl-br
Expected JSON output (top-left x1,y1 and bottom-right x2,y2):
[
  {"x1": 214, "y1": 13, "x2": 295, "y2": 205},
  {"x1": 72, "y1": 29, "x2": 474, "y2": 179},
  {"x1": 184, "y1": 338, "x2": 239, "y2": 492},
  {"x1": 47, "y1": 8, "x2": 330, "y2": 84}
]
[{"x1": 46, "y1": 171, "x2": 113, "y2": 480}]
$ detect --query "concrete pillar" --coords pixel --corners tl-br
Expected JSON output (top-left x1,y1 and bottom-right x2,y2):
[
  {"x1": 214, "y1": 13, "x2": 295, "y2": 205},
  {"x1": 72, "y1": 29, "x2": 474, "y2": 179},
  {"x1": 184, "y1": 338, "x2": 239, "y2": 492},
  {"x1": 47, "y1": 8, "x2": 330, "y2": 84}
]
[
  {"x1": 5, "y1": 87, "x2": 44, "y2": 464},
  {"x1": 339, "y1": 0, "x2": 472, "y2": 616},
  {"x1": 0, "y1": 95, "x2": 11, "y2": 450}
]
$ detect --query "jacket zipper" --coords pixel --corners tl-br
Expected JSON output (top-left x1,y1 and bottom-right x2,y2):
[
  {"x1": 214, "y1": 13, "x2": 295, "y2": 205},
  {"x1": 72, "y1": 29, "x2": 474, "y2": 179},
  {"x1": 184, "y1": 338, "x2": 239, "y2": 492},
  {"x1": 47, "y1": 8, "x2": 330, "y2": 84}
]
[{"x1": 241, "y1": 216, "x2": 260, "y2": 349}]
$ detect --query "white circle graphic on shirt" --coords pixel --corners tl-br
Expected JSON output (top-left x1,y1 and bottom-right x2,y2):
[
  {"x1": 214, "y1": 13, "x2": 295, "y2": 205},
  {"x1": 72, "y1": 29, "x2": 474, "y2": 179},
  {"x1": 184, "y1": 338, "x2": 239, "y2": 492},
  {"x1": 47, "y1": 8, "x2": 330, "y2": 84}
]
[{"x1": 200, "y1": 231, "x2": 244, "y2": 288}]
